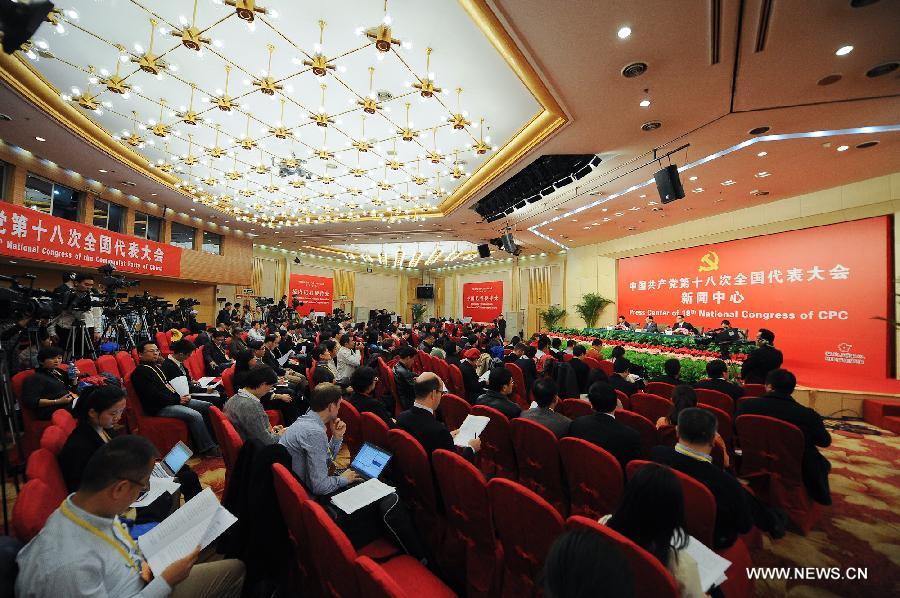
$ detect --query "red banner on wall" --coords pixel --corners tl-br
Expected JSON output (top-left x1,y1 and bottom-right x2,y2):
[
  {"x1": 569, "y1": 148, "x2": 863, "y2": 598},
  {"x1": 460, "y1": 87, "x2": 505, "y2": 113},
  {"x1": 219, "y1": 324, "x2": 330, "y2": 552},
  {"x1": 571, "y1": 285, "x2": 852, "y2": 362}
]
[
  {"x1": 616, "y1": 217, "x2": 892, "y2": 391},
  {"x1": 0, "y1": 201, "x2": 181, "y2": 276},
  {"x1": 289, "y1": 273, "x2": 333, "y2": 316},
  {"x1": 463, "y1": 281, "x2": 504, "y2": 323}
]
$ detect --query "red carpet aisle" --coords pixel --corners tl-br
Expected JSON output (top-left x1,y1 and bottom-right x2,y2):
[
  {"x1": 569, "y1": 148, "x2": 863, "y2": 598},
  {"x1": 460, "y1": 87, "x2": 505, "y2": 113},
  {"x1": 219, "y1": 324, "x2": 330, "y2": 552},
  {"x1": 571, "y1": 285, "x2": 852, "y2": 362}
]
[{"x1": 4, "y1": 427, "x2": 898, "y2": 595}]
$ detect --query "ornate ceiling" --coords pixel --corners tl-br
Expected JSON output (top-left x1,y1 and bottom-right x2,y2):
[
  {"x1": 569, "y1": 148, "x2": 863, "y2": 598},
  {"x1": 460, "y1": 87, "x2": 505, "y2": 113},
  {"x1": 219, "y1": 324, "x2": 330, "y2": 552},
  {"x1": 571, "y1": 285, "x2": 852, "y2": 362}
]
[{"x1": 19, "y1": 0, "x2": 541, "y2": 229}]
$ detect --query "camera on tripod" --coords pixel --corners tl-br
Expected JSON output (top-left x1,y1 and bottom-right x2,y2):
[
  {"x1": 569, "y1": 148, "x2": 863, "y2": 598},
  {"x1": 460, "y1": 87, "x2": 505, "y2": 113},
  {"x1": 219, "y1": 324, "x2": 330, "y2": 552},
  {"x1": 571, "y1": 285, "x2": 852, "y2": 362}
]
[
  {"x1": 0, "y1": 274, "x2": 57, "y2": 321},
  {"x1": 98, "y1": 263, "x2": 139, "y2": 291},
  {"x1": 255, "y1": 297, "x2": 274, "y2": 308}
]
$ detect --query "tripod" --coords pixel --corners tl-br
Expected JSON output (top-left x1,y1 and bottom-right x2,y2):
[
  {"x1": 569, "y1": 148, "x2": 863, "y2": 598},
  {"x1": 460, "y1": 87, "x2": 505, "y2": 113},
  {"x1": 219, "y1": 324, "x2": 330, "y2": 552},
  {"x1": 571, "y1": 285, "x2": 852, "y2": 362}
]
[
  {"x1": 0, "y1": 344, "x2": 24, "y2": 535},
  {"x1": 100, "y1": 312, "x2": 138, "y2": 353},
  {"x1": 63, "y1": 320, "x2": 96, "y2": 361}
]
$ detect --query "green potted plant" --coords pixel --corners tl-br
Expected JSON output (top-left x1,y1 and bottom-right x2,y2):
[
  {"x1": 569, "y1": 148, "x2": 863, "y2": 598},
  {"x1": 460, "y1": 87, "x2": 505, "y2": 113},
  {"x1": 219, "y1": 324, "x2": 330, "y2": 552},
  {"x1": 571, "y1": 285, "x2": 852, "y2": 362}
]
[
  {"x1": 411, "y1": 303, "x2": 428, "y2": 324},
  {"x1": 539, "y1": 305, "x2": 567, "y2": 330},
  {"x1": 574, "y1": 293, "x2": 613, "y2": 328}
]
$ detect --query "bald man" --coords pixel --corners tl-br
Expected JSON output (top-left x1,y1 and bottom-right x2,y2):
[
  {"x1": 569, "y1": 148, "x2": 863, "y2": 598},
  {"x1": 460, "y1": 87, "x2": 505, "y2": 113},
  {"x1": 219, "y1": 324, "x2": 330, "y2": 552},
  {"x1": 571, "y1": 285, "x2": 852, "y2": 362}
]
[{"x1": 397, "y1": 372, "x2": 480, "y2": 461}]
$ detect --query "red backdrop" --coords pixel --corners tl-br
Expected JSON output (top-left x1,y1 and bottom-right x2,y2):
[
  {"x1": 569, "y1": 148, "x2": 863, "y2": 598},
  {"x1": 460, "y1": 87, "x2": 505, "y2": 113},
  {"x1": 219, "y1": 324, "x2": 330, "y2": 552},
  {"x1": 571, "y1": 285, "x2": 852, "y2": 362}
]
[
  {"x1": 463, "y1": 281, "x2": 503, "y2": 323},
  {"x1": 0, "y1": 202, "x2": 181, "y2": 276},
  {"x1": 289, "y1": 273, "x2": 333, "y2": 316},
  {"x1": 616, "y1": 217, "x2": 892, "y2": 391}
]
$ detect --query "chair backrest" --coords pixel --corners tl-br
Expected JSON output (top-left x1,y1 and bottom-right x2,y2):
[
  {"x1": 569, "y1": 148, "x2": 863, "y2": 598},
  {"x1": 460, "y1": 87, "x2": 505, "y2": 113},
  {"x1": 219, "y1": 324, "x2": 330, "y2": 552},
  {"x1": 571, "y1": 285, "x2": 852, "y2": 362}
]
[
  {"x1": 115, "y1": 351, "x2": 136, "y2": 377},
  {"x1": 74, "y1": 358, "x2": 98, "y2": 376},
  {"x1": 511, "y1": 418, "x2": 566, "y2": 514},
  {"x1": 25, "y1": 448, "x2": 66, "y2": 498},
  {"x1": 446, "y1": 364, "x2": 464, "y2": 398},
  {"x1": 221, "y1": 365, "x2": 236, "y2": 397},
  {"x1": 123, "y1": 373, "x2": 145, "y2": 418},
  {"x1": 614, "y1": 409, "x2": 657, "y2": 454},
  {"x1": 645, "y1": 382, "x2": 675, "y2": 399},
  {"x1": 40, "y1": 425, "x2": 68, "y2": 455},
  {"x1": 742, "y1": 383, "x2": 766, "y2": 397},
  {"x1": 615, "y1": 389, "x2": 631, "y2": 410},
  {"x1": 695, "y1": 388, "x2": 734, "y2": 414},
  {"x1": 487, "y1": 478, "x2": 564, "y2": 596},
  {"x1": 597, "y1": 360, "x2": 614, "y2": 376},
  {"x1": 431, "y1": 357, "x2": 449, "y2": 384},
  {"x1": 51, "y1": 409, "x2": 77, "y2": 436},
  {"x1": 360, "y1": 411, "x2": 390, "y2": 450},
  {"x1": 503, "y1": 362, "x2": 528, "y2": 409},
  {"x1": 557, "y1": 398, "x2": 594, "y2": 419},
  {"x1": 471, "y1": 405, "x2": 517, "y2": 479},
  {"x1": 354, "y1": 556, "x2": 408, "y2": 598},
  {"x1": 95, "y1": 354, "x2": 121, "y2": 378},
  {"x1": 626, "y1": 460, "x2": 717, "y2": 547},
  {"x1": 559, "y1": 437, "x2": 623, "y2": 518},
  {"x1": 11, "y1": 478, "x2": 59, "y2": 543},
  {"x1": 432, "y1": 449, "x2": 495, "y2": 551},
  {"x1": 155, "y1": 331, "x2": 171, "y2": 354},
  {"x1": 11, "y1": 370, "x2": 34, "y2": 405},
  {"x1": 185, "y1": 347, "x2": 205, "y2": 380},
  {"x1": 699, "y1": 403, "x2": 733, "y2": 450},
  {"x1": 566, "y1": 516, "x2": 679, "y2": 598},
  {"x1": 338, "y1": 399, "x2": 363, "y2": 455},
  {"x1": 629, "y1": 392, "x2": 672, "y2": 424},
  {"x1": 735, "y1": 414, "x2": 805, "y2": 481},
  {"x1": 387, "y1": 428, "x2": 438, "y2": 511},
  {"x1": 208, "y1": 406, "x2": 244, "y2": 477},
  {"x1": 300, "y1": 499, "x2": 361, "y2": 598},
  {"x1": 561, "y1": 352, "x2": 574, "y2": 362},
  {"x1": 582, "y1": 356, "x2": 604, "y2": 370},
  {"x1": 656, "y1": 423, "x2": 678, "y2": 447},
  {"x1": 271, "y1": 463, "x2": 318, "y2": 586},
  {"x1": 438, "y1": 393, "x2": 470, "y2": 431}
]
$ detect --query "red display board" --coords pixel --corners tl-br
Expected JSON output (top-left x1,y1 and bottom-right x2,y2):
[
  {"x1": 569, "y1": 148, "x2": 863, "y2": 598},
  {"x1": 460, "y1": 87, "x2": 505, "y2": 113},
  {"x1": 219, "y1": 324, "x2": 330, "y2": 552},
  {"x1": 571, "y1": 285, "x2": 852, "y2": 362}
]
[
  {"x1": 0, "y1": 202, "x2": 181, "y2": 276},
  {"x1": 463, "y1": 281, "x2": 503, "y2": 323},
  {"x1": 616, "y1": 217, "x2": 892, "y2": 390},
  {"x1": 289, "y1": 273, "x2": 333, "y2": 316}
]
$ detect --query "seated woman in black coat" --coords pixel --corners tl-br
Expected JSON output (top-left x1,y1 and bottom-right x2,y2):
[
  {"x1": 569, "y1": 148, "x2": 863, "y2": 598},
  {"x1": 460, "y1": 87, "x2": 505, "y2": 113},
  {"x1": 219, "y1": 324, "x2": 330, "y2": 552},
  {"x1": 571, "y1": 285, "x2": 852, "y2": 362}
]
[{"x1": 57, "y1": 385, "x2": 202, "y2": 510}]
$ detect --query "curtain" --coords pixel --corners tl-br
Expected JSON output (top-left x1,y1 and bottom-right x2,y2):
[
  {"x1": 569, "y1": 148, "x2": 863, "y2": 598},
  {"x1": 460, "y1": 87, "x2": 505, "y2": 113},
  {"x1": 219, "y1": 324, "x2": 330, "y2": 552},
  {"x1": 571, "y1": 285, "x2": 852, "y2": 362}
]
[
  {"x1": 528, "y1": 266, "x2": 551, "y2": 305},
  {"x1": 274, "y1": 258, "x2": 286, "y2": 299},
  {"x1": 433, "y1": 278, "x2": 445, "y2": 318},
  {"x1": 250, "y1": 257, "x2": 265, "y2": 296},
  {"x1": 333, "y1": 269, "x2": 355, "y2": 300}
]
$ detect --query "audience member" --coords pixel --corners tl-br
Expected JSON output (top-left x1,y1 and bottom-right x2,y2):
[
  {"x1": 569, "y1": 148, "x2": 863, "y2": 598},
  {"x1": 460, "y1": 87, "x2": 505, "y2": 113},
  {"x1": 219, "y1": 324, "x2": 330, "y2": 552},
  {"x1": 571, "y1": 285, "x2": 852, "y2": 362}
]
[
  {"x1": 347, "y1": 366, "x2": 395, "y2": 427},
  {"x1": 224, "y1": 365, "x2": 285, "y2": 445},
  {"x1": 659, "y1": 385, "x2": 729, "y2": 467},
  {"x1": 335, "y1": 332, "x2": 362, "y2": 383},
  {"x1": 515, "y1": 344, "x2": 538, "y2": 390},
  {"x1": 568, "y1": 382, "x2": 641, "y2": 469},
  {"x1": 543, "y1": 529, "x2": 632, "y2": 598},
  {"x1": 649, "y1": 358, "x2": 684, "y2": 386},
  {"x1": 740, "y1": 328, "x2": 783, "y2": 384},
  {"x1": 397, "y1": 372, "x2": 480, "y2": 460},
  {"x1": 519, "y1": 378, "x2": 571, "y2": 438},
  {"x1": 608, "y1": 358, "x2": 642, "y2": 396},
  {"x1": 694, "y1": 359, "x2": 743, "y2": 402},
  {"x1": 475, "y1": 367, "x2": 522, "y2": 419},
  {"x1": 459, "y1": 347, "x2": 483, "y2": 403},
  {"x1": 202, "y1": 329, "x2": 233, "y2": 376},
  {"x1": 568, "y1": 344, "x2": 590, "y2": 393},
  {"x1": 21, "y1": 346, "x2": 77, "y2": 420},
  {"x1": 585, "y1": 338, "x2": 604, "y2": 362},
  {"x1": 392, "y1": 346, "x2": 418, "y2": 410}
]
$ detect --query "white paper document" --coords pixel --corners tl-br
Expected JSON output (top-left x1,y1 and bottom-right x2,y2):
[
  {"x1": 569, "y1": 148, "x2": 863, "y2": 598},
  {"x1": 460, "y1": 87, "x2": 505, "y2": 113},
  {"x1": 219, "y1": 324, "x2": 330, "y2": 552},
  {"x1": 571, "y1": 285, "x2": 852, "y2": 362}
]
[
  {"x1": 478, "y1": 369, "x2": 490, "y2": 383},
  {"x1": 453, "y1": 414, "x2": 490, "y2": 448},
  {"x1": 331, "y1": 478, "x2": 395, "y2": 514},
  {"x1": 169, "y1": 375, "x2": 189, "y2": 397},
  {"x1": 131, "y1": 476, "x2": 180, "y2": 508},
  {"x1": 138, "y1": 487, "x2": 237, "y2": 574},
  {"x1": 198, "y1": 377, "x2": 218, "y2": 387},
  {"x1": 190, "y1": 392, "x2": 221, "y2": 401},
  {"x1": 683, "y1": 534, "x2": 732, "y2": 591},
  {"x1": 277, "y1": 350, "x2": 294, "y2": 366}
]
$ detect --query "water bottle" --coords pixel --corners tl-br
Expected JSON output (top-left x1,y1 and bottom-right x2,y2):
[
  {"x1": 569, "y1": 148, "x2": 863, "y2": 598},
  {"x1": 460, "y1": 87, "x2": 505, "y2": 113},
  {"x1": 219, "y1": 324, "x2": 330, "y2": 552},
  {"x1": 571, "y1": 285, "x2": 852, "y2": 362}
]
[{"x1": 67, "y1": 360, "x2": 78, "y2": 383}]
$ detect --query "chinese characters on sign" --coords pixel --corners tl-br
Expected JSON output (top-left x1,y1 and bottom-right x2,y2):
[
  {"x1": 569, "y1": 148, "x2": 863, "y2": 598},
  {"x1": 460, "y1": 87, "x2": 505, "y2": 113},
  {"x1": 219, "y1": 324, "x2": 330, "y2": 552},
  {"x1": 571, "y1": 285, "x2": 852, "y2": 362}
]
[
  {"x1": 0, "y1": 202, "x2": 181, "y2": 276},
  {"x1": 462, "y1": 281, "x2": 504, "y2": 323},
  {"x1": 288, "y1": 273, "x2": 334, "y2": 316}
]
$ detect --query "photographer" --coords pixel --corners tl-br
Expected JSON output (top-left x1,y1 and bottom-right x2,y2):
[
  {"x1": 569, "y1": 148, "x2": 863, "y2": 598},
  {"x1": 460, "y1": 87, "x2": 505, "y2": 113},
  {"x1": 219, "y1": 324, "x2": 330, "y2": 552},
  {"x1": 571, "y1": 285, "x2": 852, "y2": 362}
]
[
  {"x1": 21, "y1": 346, "x2": 79, "y2": 420},
  {"x1": 53, "y1": 273, "x2": 97, "y2": 358}
]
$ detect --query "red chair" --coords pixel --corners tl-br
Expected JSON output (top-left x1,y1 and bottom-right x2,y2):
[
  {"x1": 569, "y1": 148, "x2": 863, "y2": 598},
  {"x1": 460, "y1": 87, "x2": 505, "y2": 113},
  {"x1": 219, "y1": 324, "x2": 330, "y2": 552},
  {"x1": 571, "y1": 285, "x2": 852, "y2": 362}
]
[
  {"x1": 11, "y1": 478, "x2": 61, "y2": 543},
  {"x1": 375, "y1": 358, "x2": 401, "y2": 415},
  {"x1": 645, "y1": 381, "x2": 675, "y2": 399},
  {"x1": 559, "y1": 437, "x2": 624, "y2": 519},
  {"x1": 488, "y1": 478, "x2": 564, "y2": 598},
  {"x1": 558, "y1": 398, "x2": 593, "y2": 419},
  {"x1": 123, "y1": 374, "x2": 190, "y2": 455},
  {"x1": 301, "y1": 499, "x2": 453, "y2": 598},
  {"x1": 446, "y1": 364, "x2": 465, "y2": 399},
  {"x1": 566, "y1": 516, "x2": 678, "y2": 598},
  {"x1": 742, "y1": 383, "x2": 766, "y2": 397},
  {"x1": 208, "y1": 406, "x2": 243, "y2": 488},
  {"x1": 503, "y1": 362, "x2": 529, "y2": 409},
  {"x1": 26, "y1": 447, "x2": 66, "y2": 499},
  {"x1": 695, "y1": 388, "x2": 734, "y2": 414},
  {"x1": 51, "y1": 409, "x2": 77, "y2": 436},
  {"x1": 511, "y1": 418, "x2": 567, "y2": 515},
  {"x1": 155, "y1": 331, "x2": 172, "y2": 357},
  {"x1": 115, "y1": 351, "x2": 136, "y2": 378},
  {"x1": 74, "y1": 358, "x2": 98, "y2": 376},
  {"x1": 736, "y1": 415, "x2": 821, "y2": 534},
  {"x1": 471, "y1": 405, "x2": 517, "y2": 479},
  {"x1": 629, "y1": 392, "x2": 672, "y2": 425},
  {"x1": 12, "y1": 370, "x2": 51, "y2": 457},
  {"x1": 271, "y1": 463, "x2": 317, "y2": 595},
  {"x1": 360, "y1": 411, "x2": 390, "y2": 450},
  {"x1": 656, "y1": 423, "x2": 678, "y2": 447},
  {"x1": 582, "y1": 356, "x2": 603, "y2": 370},
  {"x1": 95, "y1": 354, "x2": 121, "y2": 378},
  {"x1": 339, "y1": 399, "x2": 363, "y2": 455},
  {"x1": 615, "y1": 389, "x2": 631, "y2": 410},
  {"x1": 596, "y1": 360, "x2": 614, "y2": 377},
  {"x1": 561, "y1": 352, "x2": 573, "y2": 362},
  {"x1": 185, "y1": 348, "x2": 205, "y2": 381},
  {"x1": 354, "y1": 556, "x2": 413, "y2": 598},
  {"x1": 40, "y1": 425, "x2": 68, "y2": 455},
  {"x1": 614, "y1": 409, "x2": 657, "y2": 455},
  {"x1": 432, "y1": 449, "x2": 502, "y2": 598},
  {"x1": 699, "y1": 403, "x2": 733, "y2": 452},
  {"x1": 438, "y1": 393, "x2": 470, "y2": 432},
  {"x1": 387, "y1": 429, "x2": 443, "y2": 549}
]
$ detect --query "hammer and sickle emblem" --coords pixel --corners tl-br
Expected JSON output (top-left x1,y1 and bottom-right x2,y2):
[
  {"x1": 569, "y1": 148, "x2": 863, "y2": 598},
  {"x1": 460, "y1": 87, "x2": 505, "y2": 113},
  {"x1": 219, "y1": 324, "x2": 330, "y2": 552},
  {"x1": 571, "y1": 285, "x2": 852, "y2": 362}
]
[{"x1": 698, "y1": 251, "x2": 719, "y2": 272}]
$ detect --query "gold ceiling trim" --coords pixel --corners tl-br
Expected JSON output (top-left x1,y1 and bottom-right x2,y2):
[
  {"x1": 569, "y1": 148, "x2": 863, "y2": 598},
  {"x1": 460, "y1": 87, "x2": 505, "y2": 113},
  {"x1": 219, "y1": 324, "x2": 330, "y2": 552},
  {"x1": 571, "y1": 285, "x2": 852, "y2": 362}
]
[
  {"x1": 0, "y1": 51, "x2": 179, "y2": 190},
  {"x1": 437, "y1": 0, "x2": 567, "y2": 215}
]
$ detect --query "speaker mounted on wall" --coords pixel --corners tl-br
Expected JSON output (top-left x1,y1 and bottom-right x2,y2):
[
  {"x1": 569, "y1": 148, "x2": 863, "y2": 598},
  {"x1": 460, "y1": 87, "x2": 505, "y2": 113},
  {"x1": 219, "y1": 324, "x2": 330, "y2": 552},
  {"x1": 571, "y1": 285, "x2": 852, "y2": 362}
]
[
  {"x1": 477, "y1": 243, "x2": 491, "y2": 258},
  {"x1": 654, "y1": 164, "x2": 685, "y2": 204}
]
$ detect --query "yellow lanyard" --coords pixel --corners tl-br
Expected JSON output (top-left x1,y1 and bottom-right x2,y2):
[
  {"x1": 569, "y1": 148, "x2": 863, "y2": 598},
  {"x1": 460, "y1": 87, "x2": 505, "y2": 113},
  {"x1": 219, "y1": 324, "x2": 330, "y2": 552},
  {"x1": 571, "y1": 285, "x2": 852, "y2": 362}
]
[
  {"x1": 143, "y1": 365, "x2": 176, "y2": 393},
  {"x1": 59, "y1": 501, "x2": 143, "y2": 575}
]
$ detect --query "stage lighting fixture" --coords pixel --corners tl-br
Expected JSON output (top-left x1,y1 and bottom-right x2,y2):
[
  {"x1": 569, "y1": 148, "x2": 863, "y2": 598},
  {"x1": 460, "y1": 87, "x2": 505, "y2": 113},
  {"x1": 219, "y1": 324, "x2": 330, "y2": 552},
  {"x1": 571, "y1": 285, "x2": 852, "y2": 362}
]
[
  {"x1": 477, "y1": 243, "x2": 491, "y2": 258},
  {"x1": 0, "y1": 0, "x2": 54, "y2": 54},
  {"x1": 526, "y1": 194, "x2": 541, "y2": 203}
]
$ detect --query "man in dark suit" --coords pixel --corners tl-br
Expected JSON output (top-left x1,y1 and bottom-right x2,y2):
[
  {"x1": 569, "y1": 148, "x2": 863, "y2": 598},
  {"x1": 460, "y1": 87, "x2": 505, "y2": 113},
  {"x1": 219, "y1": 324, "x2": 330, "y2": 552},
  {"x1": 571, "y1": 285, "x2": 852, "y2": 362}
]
[
  {"x1": 740, "y1": 328, "x2": 784, "y2": 384},
  {"x1": 672, "y1": 314, "x2": 696, "y2": 335},
  {"x1": 347, "y1": 366, "x2": 395, "y2": 428},
  {"x1": 519, "y1": 378, "x2": 570, "y2": 438},
  {"x1": 608, "y1": 359, "x2": 641, "y2": 397},
  {"x1": 568, "y1": 345, "x2": 591, "y2": 394},
  {"x1": 216, "y1": 302, "x2": 232, "y2": 327},
  {"x1": 459, "y1": 348, "x2": 484, "y2": 404},
  {"x1": 737, "y1": 369, "x2": 832, "y2": 505},
  {"x1": 475, "y1": 367, "x2": 522, "y2": 420},
  {"x1": 161, "y1": 338, "x2": 225, "y2": 406},
  {"x1": 397, "y1": 372, "x2": 480, "y2": 461},
  {"x1": 515, "y1": 344, "x2": 538, "y2": 392},
  {"x1": 642, "y1": 315, "x2": 659, "y2": 333},
  {"x1": 203, "y1": 329, "x2": 233, "y2": 376},
  {"x1": 567, "y1": 382, "x2": 641, "y2": 470},
  {"x1": 694, "y1": 359, "x2": 744, "y2": 403},
  {"x1": 649, "y1": 358, "x2": 684, "y2": 386},
  {"x1": 392, "y1": 346, "x2": 417, "y2": 410}
]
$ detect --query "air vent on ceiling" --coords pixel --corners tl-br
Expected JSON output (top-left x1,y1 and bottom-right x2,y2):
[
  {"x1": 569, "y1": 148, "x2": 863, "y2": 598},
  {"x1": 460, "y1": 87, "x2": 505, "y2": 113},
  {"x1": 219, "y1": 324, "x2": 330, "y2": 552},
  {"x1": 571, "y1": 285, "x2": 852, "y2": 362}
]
[
  {"x1": 376, "y1": 90, "x2": 393, "y2": 102},
  {"x1": 641, "y1": 121, "x2": 662, "y2": 131},
  {"x1": 866, "y1": 62, "x2": 898, "y2": 77},
  {"x1": 621, "y1": 62, "x2": 648, "y2": 78},
  {"x1": 120, "y1": 181, "x2": 137, "y2": 187},
  {"x1": 817, "y1": 74, "x2": 842, "y2": 86},
  {"x1": 754, "y1": 0, "x2": 774, "y2": 53}
]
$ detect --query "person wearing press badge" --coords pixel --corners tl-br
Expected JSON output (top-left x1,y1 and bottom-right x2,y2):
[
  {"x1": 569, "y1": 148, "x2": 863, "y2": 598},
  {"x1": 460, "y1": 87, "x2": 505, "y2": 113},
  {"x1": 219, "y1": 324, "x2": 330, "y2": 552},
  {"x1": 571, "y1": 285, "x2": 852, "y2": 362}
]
[{"x1": 280, "y1": 382, "x2": 430, "y2": 563}]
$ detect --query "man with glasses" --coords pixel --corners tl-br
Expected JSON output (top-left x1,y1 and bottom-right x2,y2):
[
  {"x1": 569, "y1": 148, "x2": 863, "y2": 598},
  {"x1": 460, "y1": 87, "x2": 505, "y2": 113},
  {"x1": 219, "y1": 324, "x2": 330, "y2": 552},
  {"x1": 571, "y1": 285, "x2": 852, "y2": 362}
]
[
  {"x1": 398, "y1": 372, "x2": 481, "y2": 461},
  {"x1": 346, "y1": 366, "x2": 395, "y2": 427},
  {"x1": 16, "y1": 435, "x2": 245, "y2": 597},
  {"x1": 474, "y1": 367, "x2": 522, "y2": 419}
]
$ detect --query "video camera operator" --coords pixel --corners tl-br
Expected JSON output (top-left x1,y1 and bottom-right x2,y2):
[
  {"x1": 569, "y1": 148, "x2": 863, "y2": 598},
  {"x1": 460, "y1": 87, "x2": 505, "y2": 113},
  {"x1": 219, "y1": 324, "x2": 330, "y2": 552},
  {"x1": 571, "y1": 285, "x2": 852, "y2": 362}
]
[{"x1": 53, "y1": 272, "x2": 100, "y2": 359}]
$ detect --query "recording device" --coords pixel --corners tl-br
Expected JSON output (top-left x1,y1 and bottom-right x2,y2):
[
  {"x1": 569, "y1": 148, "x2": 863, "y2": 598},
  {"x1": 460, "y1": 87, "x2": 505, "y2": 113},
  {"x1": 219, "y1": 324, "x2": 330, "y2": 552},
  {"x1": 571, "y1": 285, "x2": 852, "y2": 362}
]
[
  {"x1": 416, "y1": 285, "x2": 434, "y2": 299},
  {"x1": 0, "y1": 274, "x2": 56, "y2": 321},
  {"x1": 97, "y1": 263, "x2": 140, "y2": 290},
  {"x1": 0, "y1": 0, "x2": 55, "y2": 54},
  {"x1": 489, "y1": 230, "x2": 521, "y2": 256}
]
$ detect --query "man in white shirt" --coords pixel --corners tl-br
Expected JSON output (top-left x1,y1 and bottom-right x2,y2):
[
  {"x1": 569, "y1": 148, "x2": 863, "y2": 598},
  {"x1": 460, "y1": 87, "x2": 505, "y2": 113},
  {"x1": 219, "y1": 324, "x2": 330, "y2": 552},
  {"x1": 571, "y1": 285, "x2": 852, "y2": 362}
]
[
  {"x1": 247, "y1": 321, "x2": 266, "y2": 343},
  {"x1": 334, "y1": 332, "x2": 362, "y2": 383}
]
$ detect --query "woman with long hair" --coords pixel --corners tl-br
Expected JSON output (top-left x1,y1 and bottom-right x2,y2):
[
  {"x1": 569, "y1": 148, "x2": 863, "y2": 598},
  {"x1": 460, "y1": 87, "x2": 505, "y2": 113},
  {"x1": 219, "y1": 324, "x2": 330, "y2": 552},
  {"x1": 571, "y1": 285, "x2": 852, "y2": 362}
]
[{"x1": 605, "y1": 463, "x2": 706, "y2": 598}]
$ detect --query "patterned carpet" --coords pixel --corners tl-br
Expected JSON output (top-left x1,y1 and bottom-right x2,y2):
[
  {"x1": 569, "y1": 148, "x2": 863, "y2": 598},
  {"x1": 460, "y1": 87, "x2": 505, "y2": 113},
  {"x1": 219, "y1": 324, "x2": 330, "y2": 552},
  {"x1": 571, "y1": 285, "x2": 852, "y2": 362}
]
[{"x1": 4, "y1": 426, "x2": 898, "y2": 596}]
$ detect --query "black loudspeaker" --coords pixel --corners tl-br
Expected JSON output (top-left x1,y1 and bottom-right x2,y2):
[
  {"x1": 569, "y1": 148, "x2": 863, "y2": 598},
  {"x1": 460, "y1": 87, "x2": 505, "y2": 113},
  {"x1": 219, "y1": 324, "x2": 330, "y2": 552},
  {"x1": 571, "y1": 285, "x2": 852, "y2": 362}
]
[
  {"x1": 500, "y1": 232, "x2": 520, "y2": 256},
  {"x1": 654, "y1": 164, "x2": 685, "y2": 203},
  {"x1": 477, "y1": 243, "x2": 491, "y2": 258}
]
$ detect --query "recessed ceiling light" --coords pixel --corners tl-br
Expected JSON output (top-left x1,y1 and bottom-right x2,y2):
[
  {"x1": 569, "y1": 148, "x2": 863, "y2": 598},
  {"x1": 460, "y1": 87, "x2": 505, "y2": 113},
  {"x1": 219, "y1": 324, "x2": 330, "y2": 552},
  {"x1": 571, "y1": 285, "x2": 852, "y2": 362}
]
[
  {"x1": 150, "y1": 192, "x2": 157, "y2": 196},
  {"x1": 721, "y1": 180, "x2": 736, "y2": 186},
  {"x1": 617, "y1": 26, "x2": 632, "y2": 39},
  {"x1": 639, "y1": 194, "x2": 646, "y2": 198},
  {"x1": 35, "y1": 136, "x2": 45, "y2": 142},
  {"x1": 98, "y1": 169, "x2": 108, "y2": 173},
  {"x1": 692, "y1": 187, "x2": 704, "y2": 193},
  {"x1": 755, "y1": 171, "x2": 771, "y2": 178},
  {"x1": 571, "y1": 219, "x2": 577, "y2": 222},
  {"x1": 836, "y1": 145, "x2": 849, "y2": 152},
  {"x1": 689, "y1": 176, "x2": 698, "y2": 181},
  {"x1": 583, "y1": 226, "x2": 590, "y2": 230},
  {"x1": 639, "y1": 99, "x2": 650, "y2": 107},
  {"x1": 835, "y1": 45, "x2": 854, "y2": 56},
  {"x1": 757, "y1": 151, "x2": 767, "y2": 157}
]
